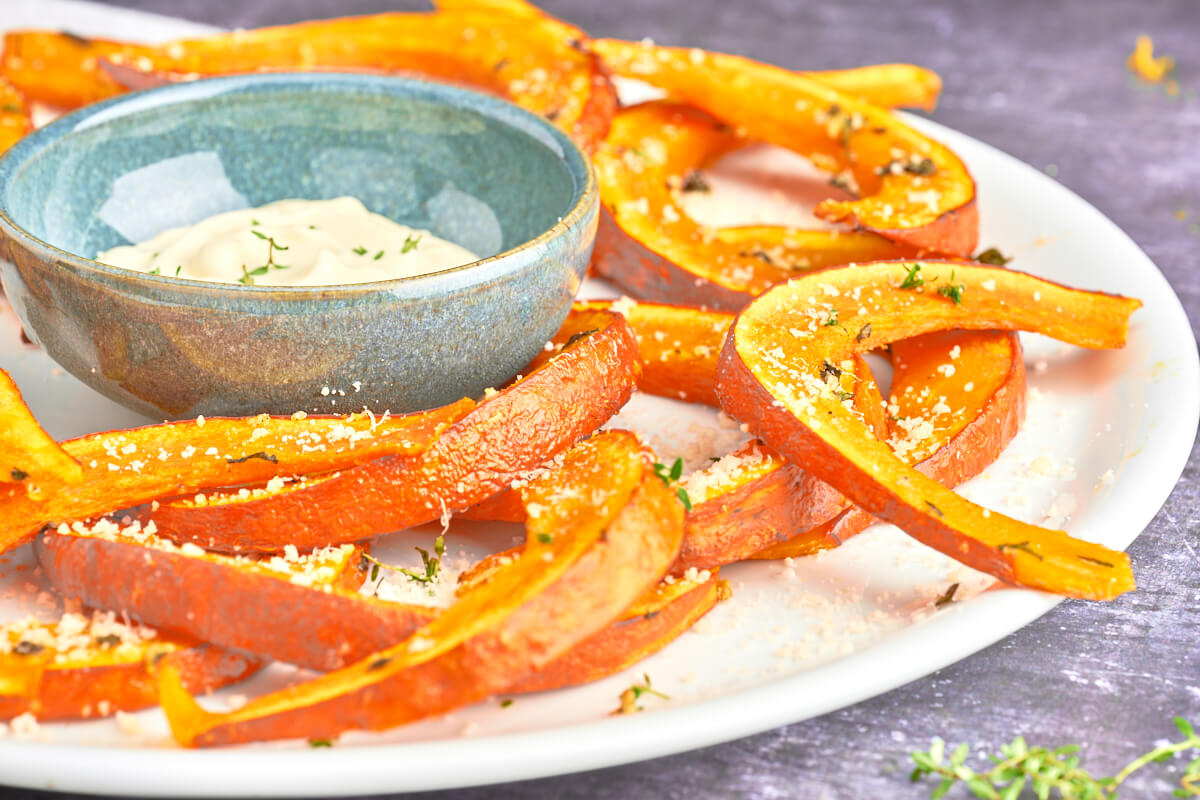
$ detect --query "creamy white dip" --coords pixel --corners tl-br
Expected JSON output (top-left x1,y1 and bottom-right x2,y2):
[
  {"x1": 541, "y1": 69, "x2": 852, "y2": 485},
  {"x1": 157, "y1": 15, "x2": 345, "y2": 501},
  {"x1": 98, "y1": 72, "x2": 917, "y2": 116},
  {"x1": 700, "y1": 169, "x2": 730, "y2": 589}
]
[{"x1": 96, "y1": 197, "x2": 479, "y2": 286}]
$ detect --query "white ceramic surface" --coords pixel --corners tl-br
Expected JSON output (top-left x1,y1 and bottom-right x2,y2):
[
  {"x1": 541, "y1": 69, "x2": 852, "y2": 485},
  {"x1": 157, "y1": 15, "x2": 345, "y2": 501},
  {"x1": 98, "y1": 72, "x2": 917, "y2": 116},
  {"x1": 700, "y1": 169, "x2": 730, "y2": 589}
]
[{"x1": 0, "y1": 2, "x2": 1196, "y2": 796}]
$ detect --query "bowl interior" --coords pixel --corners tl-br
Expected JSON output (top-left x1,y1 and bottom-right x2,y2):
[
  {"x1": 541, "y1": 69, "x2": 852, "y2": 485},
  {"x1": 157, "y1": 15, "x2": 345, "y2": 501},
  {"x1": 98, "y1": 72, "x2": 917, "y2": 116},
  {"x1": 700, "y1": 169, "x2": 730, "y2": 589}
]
[{"x1": 1, "y1": 74, "x2": 581, "y2": 268}]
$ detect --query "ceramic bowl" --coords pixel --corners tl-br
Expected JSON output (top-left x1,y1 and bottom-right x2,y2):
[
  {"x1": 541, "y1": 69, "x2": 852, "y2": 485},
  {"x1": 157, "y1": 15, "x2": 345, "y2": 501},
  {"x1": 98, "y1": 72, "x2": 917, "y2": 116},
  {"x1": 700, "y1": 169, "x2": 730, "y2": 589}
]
[{"x1": 0, "y1": 72, "x2": 597, "y2": 418}]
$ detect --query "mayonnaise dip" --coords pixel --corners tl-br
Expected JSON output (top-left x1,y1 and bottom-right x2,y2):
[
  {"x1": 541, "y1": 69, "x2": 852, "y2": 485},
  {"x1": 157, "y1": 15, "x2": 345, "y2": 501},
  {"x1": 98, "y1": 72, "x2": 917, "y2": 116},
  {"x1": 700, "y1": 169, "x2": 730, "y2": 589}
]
[{"x1": 96, "y1": 197, "x2": 479, "y2": 286}]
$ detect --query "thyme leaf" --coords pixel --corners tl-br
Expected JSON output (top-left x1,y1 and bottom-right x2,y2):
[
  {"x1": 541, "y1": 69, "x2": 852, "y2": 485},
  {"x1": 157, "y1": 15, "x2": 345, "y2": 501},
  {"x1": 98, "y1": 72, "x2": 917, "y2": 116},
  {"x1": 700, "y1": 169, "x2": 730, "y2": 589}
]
[
  {"x1": 912, "y1": 717, "x2": 1200, "y2": 799},
  {"x1": 900, "y1": 263, "x2": 925, "y2": 290}
]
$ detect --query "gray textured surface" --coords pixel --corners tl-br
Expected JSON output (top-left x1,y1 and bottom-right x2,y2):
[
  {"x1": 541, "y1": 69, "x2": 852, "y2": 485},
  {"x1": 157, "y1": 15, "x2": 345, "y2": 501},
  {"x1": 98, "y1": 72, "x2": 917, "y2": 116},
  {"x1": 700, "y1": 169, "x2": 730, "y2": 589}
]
[{"x1": 11, "y1": 0, "x2": 1200, "y2": 797}]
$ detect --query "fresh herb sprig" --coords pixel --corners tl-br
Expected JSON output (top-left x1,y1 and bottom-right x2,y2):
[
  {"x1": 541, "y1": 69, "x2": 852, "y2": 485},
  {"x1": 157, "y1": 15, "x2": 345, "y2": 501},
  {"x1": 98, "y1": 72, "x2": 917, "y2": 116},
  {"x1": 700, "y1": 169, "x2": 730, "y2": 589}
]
[
  {"x1": 911, "y1": 717, "x2": 1200, "y2": 798},
  {"x1": 238, "y1": 228, "x2": 290, "y2": 284},
  {"x1": 900, "y1": 263, "x2": 925, "y2": 290},
  {"x1": 652, "y1": 457, "x2": 693, "y2": 511},
  {"x1": 361, "y1": 536, "x2": 446, "y2": 585},
  {"x1": 614, "y1": 673, "x2": 669, "y2": 715}
]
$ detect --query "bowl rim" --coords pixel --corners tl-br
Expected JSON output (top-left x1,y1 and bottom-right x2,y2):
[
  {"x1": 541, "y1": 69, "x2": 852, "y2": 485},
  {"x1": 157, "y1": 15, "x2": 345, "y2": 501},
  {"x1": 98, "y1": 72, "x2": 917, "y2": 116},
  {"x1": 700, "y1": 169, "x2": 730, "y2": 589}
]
[{"x1": 0, "y1": 71, "x2": 597, "y2": 298}]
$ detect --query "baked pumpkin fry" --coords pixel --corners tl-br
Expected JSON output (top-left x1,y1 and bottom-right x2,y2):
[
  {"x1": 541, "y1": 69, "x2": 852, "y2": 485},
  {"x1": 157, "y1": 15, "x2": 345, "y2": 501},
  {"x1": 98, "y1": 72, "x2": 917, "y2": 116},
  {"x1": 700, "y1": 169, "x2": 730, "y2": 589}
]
[
  {"x1": 0, "y1": 398, "x2": 473, "y2": 558},
  {"x1": 510, "y1": 574, "x2": 723, "y2": 694},
  {"x1": 2, "y1": 10, "x2": 616, "y2": 153},
  {"x1": 751, "y1": 328, "x2": 1026, "y2": 559},
  {"x1": 157, "y1": 430, "x2": 683, "y2": 746},
  {"x1": 593, "y1": 102, "x2": 919, "y2": 310},
  {"x1": 0, "y1": 78, "x2": 31, "y2": 155},
  {"x1": 34, "y1": 529, "x2": 433, "y2": 672},
  {"x1": 717, "y1": 260, "x2": 1140, "y2": 600},
  {"x1": 0, "y1": 616, "x2": 258, "y2": 721},
  {"x1": 138, "y1": 310, "x2": 638, "y2": 553},
  {"x1": 0, "y1": 369, "x2": 82, "y2": 491},
  {"x1": 591, "y1": 41, "x2": 978, "y2": 255}
]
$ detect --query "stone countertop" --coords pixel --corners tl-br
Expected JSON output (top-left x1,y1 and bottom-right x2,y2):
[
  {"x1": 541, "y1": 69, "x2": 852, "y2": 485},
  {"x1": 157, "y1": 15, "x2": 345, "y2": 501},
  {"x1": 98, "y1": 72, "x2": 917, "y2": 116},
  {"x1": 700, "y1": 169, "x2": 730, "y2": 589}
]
[{"x1": 13, "y1": 0, "x2": 1200, "y2": 797}]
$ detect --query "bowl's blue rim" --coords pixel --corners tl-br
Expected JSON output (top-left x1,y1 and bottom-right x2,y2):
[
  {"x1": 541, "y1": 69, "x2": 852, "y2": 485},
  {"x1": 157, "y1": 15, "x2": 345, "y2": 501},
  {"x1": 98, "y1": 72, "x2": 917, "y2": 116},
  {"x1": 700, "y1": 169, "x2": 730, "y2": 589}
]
[{"x1": 0, "y1": 71, "x2": 597, "y2": 298}]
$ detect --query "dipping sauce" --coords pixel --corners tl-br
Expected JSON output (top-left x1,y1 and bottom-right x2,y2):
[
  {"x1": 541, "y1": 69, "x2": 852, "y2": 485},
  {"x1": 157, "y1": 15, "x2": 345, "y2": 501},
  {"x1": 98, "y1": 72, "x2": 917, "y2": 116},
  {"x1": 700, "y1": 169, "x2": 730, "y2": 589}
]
[{"x1": 96, "y1": 197, "x2": 479, "y2": 286}]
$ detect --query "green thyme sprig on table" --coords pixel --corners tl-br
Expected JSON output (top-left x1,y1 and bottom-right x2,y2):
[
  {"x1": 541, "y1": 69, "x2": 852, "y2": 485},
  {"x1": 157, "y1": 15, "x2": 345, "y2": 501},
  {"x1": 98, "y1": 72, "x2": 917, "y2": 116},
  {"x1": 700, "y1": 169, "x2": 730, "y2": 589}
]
[{"x1": 911, "y1": 717, "x2": 1200, "y2": 798}]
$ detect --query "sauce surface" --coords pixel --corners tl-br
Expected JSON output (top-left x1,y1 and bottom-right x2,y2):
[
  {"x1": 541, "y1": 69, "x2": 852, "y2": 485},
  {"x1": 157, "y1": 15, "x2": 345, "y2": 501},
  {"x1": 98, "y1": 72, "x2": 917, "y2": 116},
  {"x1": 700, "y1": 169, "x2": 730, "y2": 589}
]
[{"x1": 96, "y1": 197, "x2": 479, "y2": 286}]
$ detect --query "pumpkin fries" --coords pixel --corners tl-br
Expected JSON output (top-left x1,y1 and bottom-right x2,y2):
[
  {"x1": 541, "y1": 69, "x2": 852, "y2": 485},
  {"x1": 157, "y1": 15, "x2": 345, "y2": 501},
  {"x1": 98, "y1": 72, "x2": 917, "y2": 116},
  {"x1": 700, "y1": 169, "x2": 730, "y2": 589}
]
[{"x1": 0, "y1": 0, "x2": 1141, "y2": 747}]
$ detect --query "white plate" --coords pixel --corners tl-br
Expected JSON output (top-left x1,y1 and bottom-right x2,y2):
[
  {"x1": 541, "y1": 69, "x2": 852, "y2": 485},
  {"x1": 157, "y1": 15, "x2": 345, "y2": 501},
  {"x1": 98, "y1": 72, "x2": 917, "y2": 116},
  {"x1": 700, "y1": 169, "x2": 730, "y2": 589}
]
[{"x1": 0, "y1": 3, "x2": 1197, "y2": 796}]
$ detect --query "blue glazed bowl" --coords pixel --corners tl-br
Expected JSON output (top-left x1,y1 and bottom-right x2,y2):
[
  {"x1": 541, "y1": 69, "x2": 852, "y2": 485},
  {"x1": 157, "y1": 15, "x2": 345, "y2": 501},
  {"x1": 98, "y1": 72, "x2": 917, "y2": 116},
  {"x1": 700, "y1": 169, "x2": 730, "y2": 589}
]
[{"x1": 0, "y1": 73, "x2": 597, "y2": 418}]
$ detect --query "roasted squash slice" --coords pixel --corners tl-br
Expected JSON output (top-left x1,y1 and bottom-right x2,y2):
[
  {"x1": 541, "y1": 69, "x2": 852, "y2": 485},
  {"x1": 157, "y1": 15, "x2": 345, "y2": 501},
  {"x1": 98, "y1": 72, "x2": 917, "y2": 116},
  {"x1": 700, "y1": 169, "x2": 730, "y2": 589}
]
[
  {"x1": 157, "y1": 430, "x2": 683, "y2": 746},
  {"x1": 591, "y1": 41, "x2": 978, "y2": 255},
  {"x1": 592, "y1": 102, "x2": 919, "y2": 310},
  {"x1": 717, "y1": 260, "x2": 1140, "y2": 599}
]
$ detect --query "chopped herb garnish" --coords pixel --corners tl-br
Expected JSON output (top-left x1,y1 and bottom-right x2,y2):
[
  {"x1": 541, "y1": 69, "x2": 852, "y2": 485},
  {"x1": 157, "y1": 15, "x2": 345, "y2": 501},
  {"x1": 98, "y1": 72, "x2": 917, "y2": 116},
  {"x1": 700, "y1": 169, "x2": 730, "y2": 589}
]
[
  {"x1": 824, "y1": 310, "x2": 841, "y2": 327},
  {"x1": 933, "y1": 582, "x2": 959, "y2": 608},
  {"x1": 500, "y1": 699, "x2": 514, "y2": 708},
  {"x1": 360, "y1": 537, "x2": 444, "y2": 585},
  {"x1": 250, "y1": 218, "x2": 260, "y2": 226},
  {"x1": 1, "y1": 103, "x2": 22, "y2": 113},
  {"x1": 856, "y1": 322, "x2": 873, "y2": 343},
  {"x1": 308, "y1": 224, "x2": 317, "y2": 230},
  {"x1": 225, "y1": 451, "x2": 278, "y2": 465},
  {"x1": 536, "y1": 532, "x2": 553, "y2": 544},
  {"x1": 997, "y1": 540, "x2": 1044, "y2": 561},
  {"x1": 899, "y1": 263, "x2": 925, "y2": 290},
  {"x1": 13, "y1": 640, "x2": 45, "y2": 655},
  {"x1": 681, "y1": 169, "x2": 710, "y2": 193},
  {"x1": 237, "y1": 264, "x2": 267, "y2": 285},
  {"x1": 10, "y1": 468, "x2": 28, "y2": 481},
  {"x1": 1078, "y1": 555, "x2": 1116, "y2": 568},
  {"x1": 907, "y1": 156, "x2": 936, "y2": 175},
  {"x1": 308, "y1": 739, "x2": 333, "y2": 748},
  {"x1": 398, "y1": 535, "x2": 445, "y2": 584},
  {"x1": 925, "y1": 501, "x2": 944, "y2": 517},
  {"x1": 937, "y1": 283, "x2": 965, "y2": 304},
  {"x1": 250, "y1": 229, "x2": 268, "y2": 240},
  {"x1": 820, "y1": 360, "x2": 842, "y2": 382},
  {"x1": 676, "y1": 487, "x2": 693, "y2": 511},
  {"x1": 974, "y1": 247, "x2": 1012, "y2": 266},
  {"x1": 402, "y1": 234, "x2": 421, "y2": 254},
  {"x1": 367, "y1": 657, "x2": 393, "y2": 672},
  {"x1": 653, "y1": 458, "x2": 684, "y2": 485},
  {"x1": 148, "y1": 267, "x2": 161, "y2": 275},
  {"x1": 175, "y1": 265, "x2": 183, "y2": 276},
  {"x1": 373, "y1": 250, "x2": 385, "y2": 261},
  {"x1": 936, "y1": 272, "x2": 965, "y2": 304},
  {"x1": 94, "y1": 633, "x2": 122, "y2": 648},
  {"x1": 833, "y1": 390, "x2": 855, "y2": 402},
  {"x1": 353, "y1": 245, "x2": 368, "y2": 256},
  {"x1": 563, "y1": 328, "x2": 598, "y2": 349},
  {"x1": 615, "y1": 673, "x2": 669, "y2": 714}
]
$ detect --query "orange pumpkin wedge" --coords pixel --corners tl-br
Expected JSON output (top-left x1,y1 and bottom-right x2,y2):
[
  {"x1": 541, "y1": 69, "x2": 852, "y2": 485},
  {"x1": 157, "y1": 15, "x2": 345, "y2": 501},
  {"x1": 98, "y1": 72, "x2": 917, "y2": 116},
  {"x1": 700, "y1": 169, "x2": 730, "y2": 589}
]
[
  {"x1": 3, "y1": 10, "x2": 615, "y2": 153},
  {"x1": 592, "y1": 101, "x2": 919, "y2": 310},
  {"x1": 0, "y1": 614, "x2": 258, "y2": 721},
  {"x1": 140, "y1": 310, "x2": 638, "y2": 553},
  {"x1": 0, "y1": 398, "x2": 473, "y2": 557},
  {"x1": 751, "y1": 328, "x2": 1026, "y2": 559},
  {"x1": 0, "y1": 369, "x2": 82, "y2": 492},
  {"x1": 440, "y1": 0, "x2": 942, "y2": 112},
  {"x1": 510, "y1": 574, "x2": 723, "y2": 694},
  {"x1": 34, "y1": 529, "x2": 431, "y2": 672},
  {"x1": 717, "y1": 260, "x2": 1140, "y2": 599},
  {"x1": 156, "y1": 430, "x2": 683, "y2": 746},
  {"x1": 591, "y1": 40, "x2": 978, "y2": 255},
  {"x1": 0, "y1": 78, "x2": 31, "y2": 155}
]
